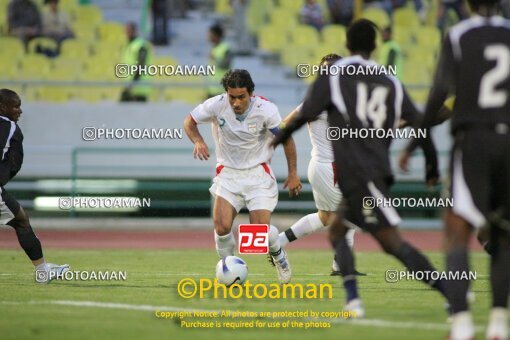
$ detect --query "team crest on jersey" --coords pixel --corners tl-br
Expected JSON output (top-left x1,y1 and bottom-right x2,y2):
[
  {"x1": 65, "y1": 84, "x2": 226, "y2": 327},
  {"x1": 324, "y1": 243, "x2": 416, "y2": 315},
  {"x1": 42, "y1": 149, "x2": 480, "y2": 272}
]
[{"x1": 248, "y1": 121, "x2": 258, "y2": 134}]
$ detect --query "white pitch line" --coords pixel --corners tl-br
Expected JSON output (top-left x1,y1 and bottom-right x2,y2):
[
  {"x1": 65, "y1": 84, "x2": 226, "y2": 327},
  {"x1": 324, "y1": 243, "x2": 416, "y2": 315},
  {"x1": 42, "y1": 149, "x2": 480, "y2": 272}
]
[{"x1": 0, "y1": 300, "x2": 483, "y2": 333}]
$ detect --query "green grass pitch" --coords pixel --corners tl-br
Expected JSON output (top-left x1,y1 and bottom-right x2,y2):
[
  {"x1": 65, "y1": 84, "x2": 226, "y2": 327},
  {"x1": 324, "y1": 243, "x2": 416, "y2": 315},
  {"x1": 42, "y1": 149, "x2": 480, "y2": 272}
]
[{"x1": 0, "y1": 249, "x2": 491, "y2": 339}]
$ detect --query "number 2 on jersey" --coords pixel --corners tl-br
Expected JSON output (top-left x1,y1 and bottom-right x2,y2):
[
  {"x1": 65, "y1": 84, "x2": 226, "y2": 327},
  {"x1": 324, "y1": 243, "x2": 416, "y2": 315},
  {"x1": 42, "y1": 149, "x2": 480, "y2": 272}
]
[
  {"x1": 356, "y1": 83, "x2": 389, "y2": 128},
  {"x1": 479, "y1": 44, "x2": 510, "y2": 109}
]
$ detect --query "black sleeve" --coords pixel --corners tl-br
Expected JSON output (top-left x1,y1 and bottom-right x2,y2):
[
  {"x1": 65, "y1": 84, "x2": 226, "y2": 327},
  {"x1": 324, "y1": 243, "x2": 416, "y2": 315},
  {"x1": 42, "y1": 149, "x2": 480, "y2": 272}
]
[
  {"x1": 0, "y1": 123, "x2": 14, "y2": 186},
  {"x1": 217, "y1": 49, "x2": 232, "y2": 69},
  {"x1": 272, "y1": 72, "x2": 331, "y2": 146}
]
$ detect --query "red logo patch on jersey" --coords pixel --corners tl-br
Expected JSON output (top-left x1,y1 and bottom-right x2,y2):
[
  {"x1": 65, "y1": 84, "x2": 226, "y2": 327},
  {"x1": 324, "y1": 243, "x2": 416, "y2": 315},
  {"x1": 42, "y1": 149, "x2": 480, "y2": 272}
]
[{"x1": 238, "y1": 224, "x2": 269, "y2": 254}]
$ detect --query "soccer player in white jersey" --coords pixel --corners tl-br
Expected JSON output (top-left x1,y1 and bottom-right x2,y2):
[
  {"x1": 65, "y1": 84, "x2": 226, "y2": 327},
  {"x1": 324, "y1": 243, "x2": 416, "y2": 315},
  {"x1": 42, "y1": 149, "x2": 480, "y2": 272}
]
[
  {"x1": 277, "y1": 54, "x2": 363, "y2": 276},
  {"x1": 183, "y1": 69, "x2": 302, "y2": 283}
]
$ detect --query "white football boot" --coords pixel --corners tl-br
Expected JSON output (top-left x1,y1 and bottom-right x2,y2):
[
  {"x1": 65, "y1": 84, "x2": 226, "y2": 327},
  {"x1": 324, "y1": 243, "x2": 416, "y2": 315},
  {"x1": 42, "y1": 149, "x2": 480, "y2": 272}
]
[
  {"x1": 344, "y1": 298, "x2": 365, "y2": 318},
  {"x1": 486, "y1": 308, "x2": 508, "y2": 340},
  {"x1": 35, "y1": 263, "x2": 70, "y2": 284},
  {"x1": 272, "y1": 249, "x2": 291, "y2": 284},
  {"x1": 449, "y1": 311, "x2": 475, "y2": 340}
]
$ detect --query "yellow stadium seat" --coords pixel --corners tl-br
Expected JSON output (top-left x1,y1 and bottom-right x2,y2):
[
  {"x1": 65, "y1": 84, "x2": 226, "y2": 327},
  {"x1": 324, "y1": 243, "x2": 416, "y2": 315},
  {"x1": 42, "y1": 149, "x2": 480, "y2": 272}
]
[
  {"x1": 281, "y1": 46, "x2": 314, "y2": 69},
  {"x1": 37, "y1": 86, "x2": 73, "y2": 102},
  {"x1": 321, "y1": 25, "x2": 347, "y2": 47},
  {"x1": 59, "y1": 0, "x2": 79, "y2": 12},
  {"x1": 18, "y1": 55, "x2": 52, "y2": 80},
  {"x1": 402, "y1": 62, "x2": 431, "y2": 104},
  {"x1": 52, "y1": 57, "x2": 85, "y2": 71},
  {"x1": 269, "y1": 8, "x2": 298, "y2": 30},
  {"x1": 394, "y1": 7, "x2": 420, "y2": 28},
  {"x1": 71, "y1": 22, "x2": 98, "y2": 42},
  {"x1": 152, "y1": 56, "x2": 179, "y2": 67},
  {"x1": 405, "y1": 46, "x2": 437, "y2": 73},
  {"x1": 81, "y1": 59, "x2": 118, "y2": 81},
  {"x1": 247, "y1": 0, "x2": 273, "y2": 35},
  {"x1": 258, "y1": 26, "x2": 289, "y2": 53},
  {"x1": 97, "y1": 22, "x2": 127, "y2": 44},
  {"x1": 278, "y1": 0, "x2": 302, "y2": 13},
  {"x1": 290, "y1": 25, "x2": 320, "y2": 47},
  {"x1": 164, "y1": 88, "x2": 207, "y2": 104},
  {"x1": 46, "y1": 64, "x2": 80, "y2": 81},
  {"x1": 414, "y1": 26, "x2": 441, "y2": 49},
  {"x1": 27, "y1": 37, "x2": 58, "y2": 54},
  {"x1": 60, "y1": 39, "x2": 92, "y2": 58},
  {"x1": 73, "y1": 5, "x2": 103, "y2": 26},
  {"x1": 92, "y1": 41, "x2": 125, "y2": 60},
  {"x1": 0, "y1": 63, "x2": 20, "y2": 80},
  {"x1": 0, "y1": 37, "x2": 25, "y2": 58},
  {"x1": 71, "y1": 87, "x2": 107, "y2": 102},
  {"x1": 215, "y1": 0, "x2": 233, "y2": 16},
  {"x1": 393, "y1": 25, "x2": 414, "y2": 46},
  {"x1": 361, "y1": 7, "x2": 390, "y2": 29}
]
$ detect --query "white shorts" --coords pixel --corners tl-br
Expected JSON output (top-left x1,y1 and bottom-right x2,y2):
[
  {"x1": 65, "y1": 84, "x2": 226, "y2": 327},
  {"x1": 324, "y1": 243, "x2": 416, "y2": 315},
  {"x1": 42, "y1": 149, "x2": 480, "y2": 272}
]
[
  {"x1": 209, "y1": 163, "x2": 278, "y2": 213},
  {"x1": 308, "y1": 159, "x2": 342, "y2": 212}
]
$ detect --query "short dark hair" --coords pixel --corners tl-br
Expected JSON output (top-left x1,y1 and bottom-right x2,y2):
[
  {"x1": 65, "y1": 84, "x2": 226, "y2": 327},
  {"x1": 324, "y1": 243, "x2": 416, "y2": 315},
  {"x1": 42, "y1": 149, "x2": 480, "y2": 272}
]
[
  {"x1": 319, "y1": 53, "x2": 341, "y2": 65},
  {"x1": 221, "y1": 69, "x2": 255, "y2": 93},
  {"x1": 347, "y1": 19, "x2": 378, "y2": 54},
  {"x1": 467, "y1": 0, "x2": 500, "y2": 10},
  {"x1": 0, "y1": 89, "x2": 19, "y2": 105},
  {"x1": 209, "y1": 24, "x2": 224, "y2": 39}
]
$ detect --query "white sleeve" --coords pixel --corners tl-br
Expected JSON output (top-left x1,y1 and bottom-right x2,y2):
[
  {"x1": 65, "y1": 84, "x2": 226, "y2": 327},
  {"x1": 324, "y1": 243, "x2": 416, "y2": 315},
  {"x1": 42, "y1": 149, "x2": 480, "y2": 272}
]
[
  {"x1": 266, "y1": 103, "x2": 282, "y2": 130},
  {"x1": 189, "y1": 97, "x2": 219, "y2": 124}
]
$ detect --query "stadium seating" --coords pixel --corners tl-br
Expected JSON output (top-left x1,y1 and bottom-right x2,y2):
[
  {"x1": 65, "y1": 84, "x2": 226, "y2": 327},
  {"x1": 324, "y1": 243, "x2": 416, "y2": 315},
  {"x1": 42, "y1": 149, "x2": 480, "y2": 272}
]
[
  {"x1": 394, "y1": 7, "x2": 420, "y2": 28},
  {"x1": 97, "y1": 22, "x2": 127, "y2": 45},
  {"x1": 321, "y1": 25, "x2": 346, "y2": 47},
  {"x1": 0, "y1": 37, "x2": 25, "y2": 58},
  {"x1": 290, "y1": 25, "x2": 320, "y2": 47},
  {"x1": 361, "y1": 7, "x2": 390, "y2": 29},
  {"x1": 19, "y1": 55, "x2": 52, "y2": 80},
  {"x1": 72, "y1": 4, "x2": 103, "y2": 26},
  {"x1": 27, "y1": 37, "x2": 59, "y2": 54},
  {"x1": 60, "y1": 39, "x2": 92, "y2": 59},
  {"x1": 258, "y1": 25, "x2": 288, "y2": 53}
]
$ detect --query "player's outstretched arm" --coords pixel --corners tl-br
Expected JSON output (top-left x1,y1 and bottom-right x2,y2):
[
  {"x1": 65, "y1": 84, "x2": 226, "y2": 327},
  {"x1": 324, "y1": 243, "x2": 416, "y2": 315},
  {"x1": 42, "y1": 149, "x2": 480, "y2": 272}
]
[
  {"x1": 282, "y1": 137, "x2": 302, "y2": 197},
  {"x1": 183, "y1": 114, "x2": 210, "y2": 160}
]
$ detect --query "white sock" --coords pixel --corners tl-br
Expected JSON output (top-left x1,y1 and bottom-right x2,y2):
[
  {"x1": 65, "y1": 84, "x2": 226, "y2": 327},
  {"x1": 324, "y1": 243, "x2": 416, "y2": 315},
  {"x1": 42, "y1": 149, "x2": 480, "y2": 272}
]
[
  {"x1": 268, "y1": 225, "x2": 285, "y2": 261},
  {"x1": 35, "y1": 262, "x2": 48, "y2": 270},
  {"x1": 214, "y1": 231, "x2": 235, "y2": 258},
  {"x1": 278, "y1": 213, "x2": 326, "y2": 247},
  {"x1": 346, "y1": 228, "x2": 355, "y2": 249}
]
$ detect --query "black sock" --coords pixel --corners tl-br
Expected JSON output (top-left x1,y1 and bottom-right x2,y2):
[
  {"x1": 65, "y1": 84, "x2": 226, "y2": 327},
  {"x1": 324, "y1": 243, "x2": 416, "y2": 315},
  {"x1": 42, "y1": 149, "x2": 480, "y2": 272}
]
[
  {"x1": 14, "y1": 224, "x2": 43, "y2": 261},
  {"x1": 284, "y1": 229, "x2": 297, "y2": 243},
  {"x1": 394, "y1": 242, "x2": 448, "y2": 298},
  {"x1": 446, "y1": 247, "x2": 470, "y2": 313},
  {"x1": 490, "y1": 238, "x2": 510, "y2": 308},
  {"x1": 333, "y1": 237, "x2": 358, "y2": 302}
]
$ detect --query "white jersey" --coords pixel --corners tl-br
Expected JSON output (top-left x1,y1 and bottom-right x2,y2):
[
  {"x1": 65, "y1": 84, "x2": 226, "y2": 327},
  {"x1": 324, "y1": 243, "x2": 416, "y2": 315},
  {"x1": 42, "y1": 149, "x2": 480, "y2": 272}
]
[
  {"x1": 295, "y1": 104, "x2": 334, "y2": 162},
  {"x1": 191, "y1": 94, "x2": 282, "y2": 170}
]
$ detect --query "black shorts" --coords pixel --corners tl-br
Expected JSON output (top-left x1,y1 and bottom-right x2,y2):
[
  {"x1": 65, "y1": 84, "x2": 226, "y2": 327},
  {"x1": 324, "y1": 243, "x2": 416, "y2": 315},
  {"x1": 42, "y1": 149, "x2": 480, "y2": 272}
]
[
  {"x1": 0, "y1": 187, "x2": 20, "y2": 224},
  {"x1": 448, "y1": 129, "x2": 510, "y2": 228},
  {"x1": 337, "y1": 176, "x2": 402, "y2": 234}
]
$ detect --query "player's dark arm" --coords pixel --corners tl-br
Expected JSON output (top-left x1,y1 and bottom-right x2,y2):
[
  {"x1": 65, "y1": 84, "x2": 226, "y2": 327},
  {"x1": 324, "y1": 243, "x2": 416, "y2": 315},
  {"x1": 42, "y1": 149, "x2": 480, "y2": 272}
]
[
  {"x1": 272, "y1": 73, "x2": 331, "y2": 147},
  {"x1": 133, "y1": 46, "x2": 148, "y2": 82},
  {"x1": 183, "y1": 114, "x2": 210, "y2": 160},
  {"x1": 398, "y1": 89, "x2": 439, "y2": 184}
]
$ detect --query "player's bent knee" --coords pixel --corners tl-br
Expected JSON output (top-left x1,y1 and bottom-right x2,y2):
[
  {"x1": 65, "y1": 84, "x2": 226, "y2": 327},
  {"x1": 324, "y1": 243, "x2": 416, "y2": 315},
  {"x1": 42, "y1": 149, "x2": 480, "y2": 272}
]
[{"x1": 318, "y1": 210, "x2": 333, "y2": 226}]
